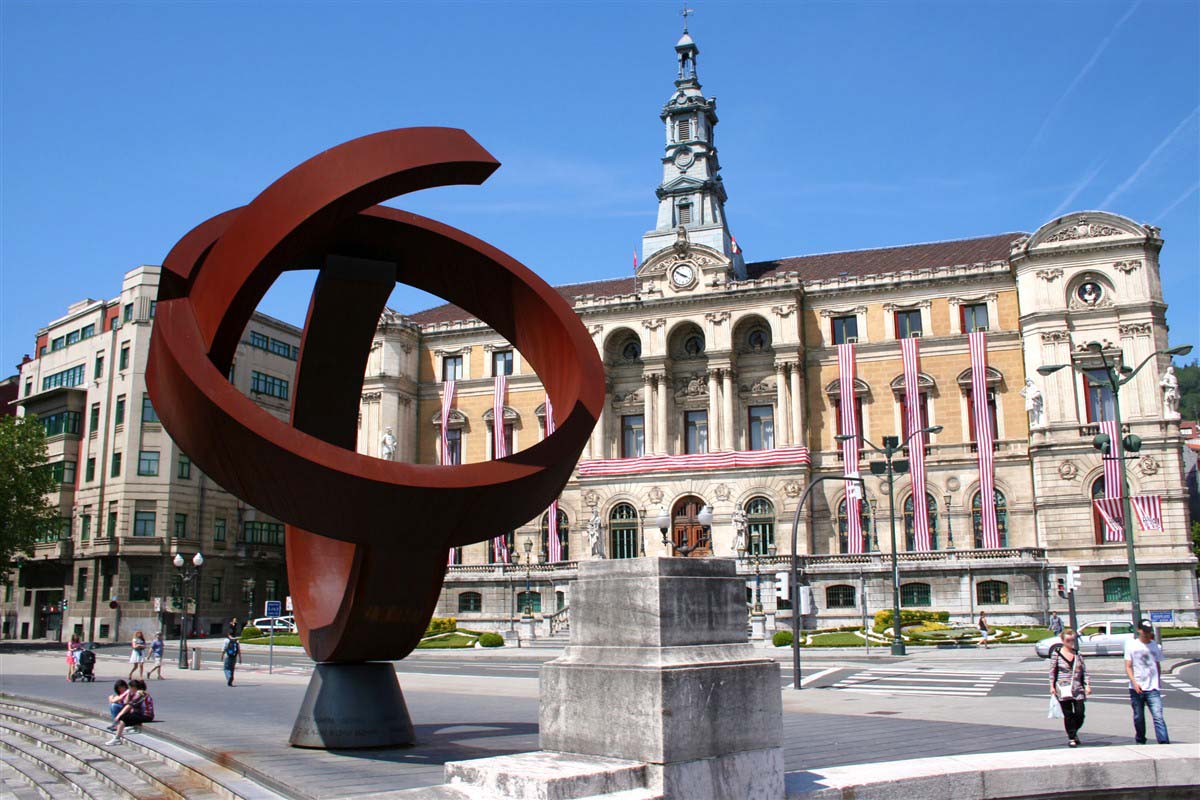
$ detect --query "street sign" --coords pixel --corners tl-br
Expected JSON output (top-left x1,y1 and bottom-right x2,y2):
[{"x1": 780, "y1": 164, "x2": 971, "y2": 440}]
[
  {"x1": 1149, "y1": 611, "x2": 1174, "y2": 624},
  {"x1": 265, "y1": 600, "x2": 283, "y2": 618}
]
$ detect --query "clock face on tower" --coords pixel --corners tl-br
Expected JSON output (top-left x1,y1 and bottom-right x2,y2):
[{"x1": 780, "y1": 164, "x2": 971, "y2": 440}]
[{"x1": 671, "y1": 264, "x2": 695, "y2": 288}]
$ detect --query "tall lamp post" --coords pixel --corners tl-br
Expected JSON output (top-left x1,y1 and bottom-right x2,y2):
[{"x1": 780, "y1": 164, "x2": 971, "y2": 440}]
[
  {"x1": 173, "y1": 551, "x2": 203, "y2": 669},
  {"x1": 1038, "y1": 342, "x2": 1192, "y2": 627},
  {"x1": 838, "y1": 425, "x2": 943, "y2": 656},
  {"x1": 657, "y1": 504, "x2": 714, "y2": 555},
  {"x1": 520, "y1": 539, "x2": 534, "y2": 617},
  {"x1": 943, "y1": 493, "x2": 955, "y2": 550},
  {"x1": 243, "y1": 578, "x2": 256, "y2": 629},
  {"x1": 739, "y1": 527, "x2": 776, "y2": 614}
]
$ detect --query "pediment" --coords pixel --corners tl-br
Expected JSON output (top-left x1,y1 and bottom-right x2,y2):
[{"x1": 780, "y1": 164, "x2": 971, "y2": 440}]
[
  {"x1": 1020, "y1": 211, "x2": 1157, "y2": 254},
  {"x1": 637, "y1": 241, "x2": 730, "y2": 278},
  {"x1": 659, "y1": 175, "x2": 707, "y2": 193}
]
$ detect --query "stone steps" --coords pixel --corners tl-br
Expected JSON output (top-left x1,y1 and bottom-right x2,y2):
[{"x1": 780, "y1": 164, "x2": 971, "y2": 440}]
[
  {"x1": 0, "y1": 698, "x2": 285, "y2": 800},
  {"x1": 1, "y1": 749, "x2": 74, "y2": 799}
]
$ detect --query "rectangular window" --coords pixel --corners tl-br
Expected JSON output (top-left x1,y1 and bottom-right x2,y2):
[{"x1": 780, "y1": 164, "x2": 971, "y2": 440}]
[
  {"x1": 961, "y1": 303, "x2": 989, "y2": 333},
  {"x1": 442, "y1": 355, "x2": 463, "y2": 381},
  {"x1": 748, "y1": 406, "x2": 775, "y2": 451},
  {"x1": 966, "y1": 390, "x2": 1000, "y2": 444},
  {"x1": 137, "y1": 450, "x2": 159, "y2": 476},
  {"x1": 85, "y1": 458, "x2": 96, "y2": 482},
  {"x1": 242, "y1": 520, "x2": 285, "y2": 546},
  {"x1": 41, "y1": 410, "x2": 81, "y2": 437},
  {"x1": 268, "y1": 338, "x2": 294, "y2": 359},
  {"x1": 832, "y1": 315, "x2": 859, "y2": 345},
  {"x1": 677, "y1": 204, "x2": 692, "y2": 224},
  {"x1": 110, "y1": 452, "x2": 122, "y2": 477},
  {"x1": 107, "y1": 504, "x2": 118, "y2": 538},
  {"x1": 141, "y1": 395, "x2": 159, "y2": 423},
  {"x1": 133, "y1": 510, "x2": 156, "y2": 537},
  {"x1": 119, "y1": 344, "x2": 130, "y2": 371},
  {"x1": 677, "y1": 117, "x2": 692, "y2": 140},
  {"x1": 444, "y1": 428, "x2": 462, "y2": 465},
  {"x1": 492, "y1": 349, "x2": 513, "y2": 377},
  {"x1": 174, "y1": 513, "x2": 188, "y2": 538},
  {"x1": 129, "y1": 574, "x2": 151, "y2": 601},
  {"x1": 1085, "y1": 369, "x2": 1116, "y2": 422},
  {"x1": 491, "y1": 423, "x2": 513, "y2": 459},
  {"x1": 49, "y1": 460, "x2": 77, "y2": 484},
  {"x1": 51, "y1": 336, "x2": 65, "y2": 351},
  {"x1": 211, "y1": 577, "x2": 222, "y2": 603},
  {"x1": 214, "y1": 518, "x2": 227, "y2": 542},
  {"x1": 895, "y1": 309, "x2": 923, "y2": 339},
  {"x1": 900, "y1": 393, "x2": 930, "y2": 443},
  {"x1": 102, "y1": 569, "x2": 113, "y2": 602},
  {"x1": 41, "y1": 364, "x2": 85, "y2": 391},
  {"x1": 250, "y1": 370, "x2": 289, "y2": 400},
  {"x1": 177, "y1": 455, "x2": 191, "y2": 479},
  {"x1": 123, "y1": 303, "x2": 133, "y2": 322},
  {"x1": 685, "y1": 410, "x2": 708, "y2": 455},
  {"x1": 66, "y1": 330, "x2": 80, "y2": 346},
  {"x1": 80, "y1": 323, "x2": 95, "y2": 339},
  {"x1": 900, "y1": 583, "x2": 932, "y2": 607},
  {"x1": 94, "y1": 354, "x2": 104, "y2": 380},
  {"x1": 250, "y1": 331, "x2": 269, "y2": 349},
  {"x1": 24, "y1": 379, "x2": 31, "y2": 396},
  {"x1": 76, "y1": 568, "x2": 88, "y2": 602},
  {"x1": 621, "y1": 414, "x2": 645, "y2": 459},
  {"x1": 114, "y1": 395, "x2": 126, "y2": 426},
  {"x1": 89, "y1": 403, "x2": 100, "y2": 431},
  {"x1": 81, "y1": 515, "x2": 91, "y2": 542},
  {"x1": 833, "y1": 396, "x2": 866, "y2": 456},
  {"x1": 147, "y1": 301, "x2": 156, "y2": 319}
]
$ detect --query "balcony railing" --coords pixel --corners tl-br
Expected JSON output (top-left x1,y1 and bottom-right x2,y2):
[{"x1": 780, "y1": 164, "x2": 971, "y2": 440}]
[{"x1": 448, "y1": 561, "x2": 579, "y2": 576}]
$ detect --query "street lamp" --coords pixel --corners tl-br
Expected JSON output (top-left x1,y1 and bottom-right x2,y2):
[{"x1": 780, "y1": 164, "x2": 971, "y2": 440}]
[
  {"x1": 659, "y1": 504, "x2": 713, "y2": 556},
  {"x1": 838, "y1": 424, "x2": 943, "y2": 656},
  {"x1": 943, "y1": 493, "x2": 955, "y2": 550},
  {"x1": 172, "y1": 551, "x2": 203, "y2": 669},
  {"x1": 1038, "y1": 342, "x2": 1192, "y2": 626},
  {"x1": 521, "y1": 539, "x2": 534, "y2": 617},
  {"x1": 243, "y1": 577, "x2": 255, "y2": 629},
  {"x1": 738, "y1": 515, "x2": 777, "y2": 614}
]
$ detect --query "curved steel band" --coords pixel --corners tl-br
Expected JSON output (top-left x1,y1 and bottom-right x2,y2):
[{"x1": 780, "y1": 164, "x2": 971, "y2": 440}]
[{"x1": 146, "y1": 128, "x2": 603, "y2": 662}]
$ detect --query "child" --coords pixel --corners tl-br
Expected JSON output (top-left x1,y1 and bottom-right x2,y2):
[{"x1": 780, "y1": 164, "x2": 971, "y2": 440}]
[{"x1": 146, "y1": 632, "x2": 165, "y2": 680}]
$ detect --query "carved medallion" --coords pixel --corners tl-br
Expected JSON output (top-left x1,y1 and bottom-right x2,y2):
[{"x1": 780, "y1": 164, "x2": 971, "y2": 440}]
[
  {"x1": 714, "y1": 483, "x2": 731, "y2": 501},
  {"x1": 583, "y1": 490, "x2": 600, "y2": 508},
  {"x1": 1138, "y1": 455, "x2": 1159, "y2": 476},
  {"x1": 784, "y1": 481, "x2": 801, "y2": 499},
  {"x1": 648, "y1": 486, "x2": 664, "y2": 505},
  {"x1": 1057, "y1": 461, "x2": 1079, "y2": 481}
]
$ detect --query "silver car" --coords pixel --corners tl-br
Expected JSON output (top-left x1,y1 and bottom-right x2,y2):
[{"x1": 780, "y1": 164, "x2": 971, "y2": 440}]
[{"x1": 1035, "y1": 619, "x2": 1136, "y2": 657}]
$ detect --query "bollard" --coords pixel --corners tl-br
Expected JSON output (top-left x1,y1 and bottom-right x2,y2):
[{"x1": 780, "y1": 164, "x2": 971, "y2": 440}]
[{"x1": 191, "y1": 648, "x2": 201, "y2": 670}]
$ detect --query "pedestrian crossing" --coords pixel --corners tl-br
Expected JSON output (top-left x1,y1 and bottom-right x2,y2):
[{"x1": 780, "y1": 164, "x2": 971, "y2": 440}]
[
  {"x1": 828, "y1": 666, "x2": 1005, "y2": 697},
  {"x1": 1163, "y1": 675, "x2": 1200, "y2": 698}
]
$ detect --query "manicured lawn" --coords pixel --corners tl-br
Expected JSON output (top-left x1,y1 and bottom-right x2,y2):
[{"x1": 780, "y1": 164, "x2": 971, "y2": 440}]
[
  {"x1": 805, "y1": 631, "x2": 863, "y2": 647},
  {"x1": 997, "y1": 626, "x2": 1051, "y2": 642},
  {"x1": 243, "y1": 634, "x2": 302, "y2": 647},
  {"x1": 416, "y1": 633, "x2": 478, "y2": 649},
  {"x1": 1160, "y1": 627, "x2": 1200, "y2": 638}
]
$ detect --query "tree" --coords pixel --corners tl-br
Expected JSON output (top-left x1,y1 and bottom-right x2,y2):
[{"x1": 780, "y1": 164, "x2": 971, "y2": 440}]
[
  {"x1": 1177, "y1": 360, "x2": 1200, "y2": 421},
  {"x1": 1192, "y1": 522, "x2": 1200, "y2": 578},
  {"x1": 0, "y1": 415, "x2": 58, "y2": 575}
]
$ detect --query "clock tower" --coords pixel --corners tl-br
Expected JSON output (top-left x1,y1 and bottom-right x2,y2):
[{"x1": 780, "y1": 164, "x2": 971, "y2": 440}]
[{"x1": 639, "y1": 26, "x2": 743, "y2": 287}]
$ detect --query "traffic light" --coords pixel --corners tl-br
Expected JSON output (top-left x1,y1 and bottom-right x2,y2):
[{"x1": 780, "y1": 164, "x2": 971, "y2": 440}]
[
  {"x1": 1066, "y1": 565, "x2": 1081, "y2": 592},
  {"x1": 1056, "y1": 578, "x2": 1067, "y2": 599},
  {"x1": 61, "y1": 600, "x2": 68, "y2": 612}
]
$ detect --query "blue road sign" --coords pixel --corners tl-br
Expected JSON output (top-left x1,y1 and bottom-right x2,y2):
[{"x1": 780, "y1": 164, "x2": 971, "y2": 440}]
[
  {"x1": 1148, "y1": 611, "x2": 1173, "y2": 623},
  {"x1": 265, "y1": 600, "x2": 283, "y2": 618}
]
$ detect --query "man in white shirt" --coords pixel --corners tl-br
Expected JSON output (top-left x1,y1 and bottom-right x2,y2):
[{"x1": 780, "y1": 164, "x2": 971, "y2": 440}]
[{"x1": 1123, "y1": 621, "x2": 1170, "y2": 744}]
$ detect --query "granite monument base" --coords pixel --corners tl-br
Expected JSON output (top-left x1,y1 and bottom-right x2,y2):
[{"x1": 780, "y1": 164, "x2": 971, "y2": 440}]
[{"x1": 288, "y1": 661, "x2": 415, "y2": 749}]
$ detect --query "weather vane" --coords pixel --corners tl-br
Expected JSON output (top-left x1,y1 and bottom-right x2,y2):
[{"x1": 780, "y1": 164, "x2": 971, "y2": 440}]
[{"x1": 681, "y1": 4, "x2": 694, "y2": 33}]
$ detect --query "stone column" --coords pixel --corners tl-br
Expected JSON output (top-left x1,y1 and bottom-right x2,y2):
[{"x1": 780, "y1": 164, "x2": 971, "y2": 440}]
[
  {"x1": 790, "y1": 362, "x2": 803, "y2": 448},
  {"x1": 656, "y1": 374, "x2": 669, "y2": 455},
  {"x1": 775, "y1": 364, "x2": 789, "y2": 447},
  {"x1": 643, "y1": 374, "x2": 654, "y2": 456},
  {"x1": 707, "y1": 369, "x2": 720, "y2": 454},
  {"x1": 722, "y1": 369, "x2": 735, "y2": 451}
]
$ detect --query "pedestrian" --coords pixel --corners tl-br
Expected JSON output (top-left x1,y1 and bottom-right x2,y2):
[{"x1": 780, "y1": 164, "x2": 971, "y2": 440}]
[
  {"x1": 222, "y1": 627, "x2": 242, "y2": 687},
  {"x1": 128, "y1": 630, "x2": 147, "y2": 680},
  {"x1": 66, "y1": 633, "x2": 82, "y2": 681},
  {"x1": 107, "y1": 680, "x2": 130, "y2": 725},
  {"x1": 1049, "y1": 627, "x2": 1091, "y2": 747},
  {"x1": 106, "y1": 679, "x2": 151, "y2": 746},
  {"x1": 146, "y1": 632, "x2": 165, "y2": 680},
  {"x1": 1048, "y1": 611, "x2": 1064, "y2": 637},
  {"x1": 1124, "y1": 620, "x2": 1170, "y2": 744},
  {"x1": 978, "y1": 611, "x2": 990, "y2": 649}
]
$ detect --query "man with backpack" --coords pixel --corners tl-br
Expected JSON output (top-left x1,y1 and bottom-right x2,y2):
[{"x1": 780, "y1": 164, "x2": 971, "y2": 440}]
[{"x1": 222, "y1": 628, "x2": 242, "y2": 687}]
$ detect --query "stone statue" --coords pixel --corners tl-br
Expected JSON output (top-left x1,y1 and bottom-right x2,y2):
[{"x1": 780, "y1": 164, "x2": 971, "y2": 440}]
[
  {"x1": 732, "y1": 506, "x2": 748, "y2": 555},
  {"x1": 379, "y1": 427, "x2": 397, "y2": 460},
  {"x1": 672, "y1": 224, "x2": 690, "y2": 256},
  {"x1": 587, "y1": 509, "x2": 603, "y2": 558},
  {"x1": 1161, "y1": 366, "x2": 1180, "y2": 419},
  {"x1": 1020, "y1": 379, "x2": 1046, "y2": 429}
]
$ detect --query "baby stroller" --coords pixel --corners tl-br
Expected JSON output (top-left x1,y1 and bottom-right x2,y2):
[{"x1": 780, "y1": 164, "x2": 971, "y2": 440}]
[{"x1": 72, "y1": 645, "x2": 97, "y2": 682}]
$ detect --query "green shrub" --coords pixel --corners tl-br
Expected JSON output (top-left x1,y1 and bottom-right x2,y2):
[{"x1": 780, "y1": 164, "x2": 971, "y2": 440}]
[
  {"x1": 772, "y1": 630, "x2": 793, "y2": 647},
  {"x1": 872, "y1": 609, "x2": 949, "y2": 634},
  {"x1": 239, "y1": 625, "x2": 262, "y2": 641},
  {"x1": 478, "y1": 632, "x2": 505, "y2": 648},
  {"x1": 425, "y1": 617, "x2": 458, "y2": 637}
]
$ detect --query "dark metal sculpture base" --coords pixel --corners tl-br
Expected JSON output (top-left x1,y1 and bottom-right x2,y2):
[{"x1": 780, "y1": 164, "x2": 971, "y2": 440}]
[{"x1": 289, "y1": 662, "x2": 415, "y2": 749}]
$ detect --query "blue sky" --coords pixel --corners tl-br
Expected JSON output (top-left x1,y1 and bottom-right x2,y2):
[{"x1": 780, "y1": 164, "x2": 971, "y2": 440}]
[{"x1": 2, "y1": 1, "x2": 1197, "y2": 370}]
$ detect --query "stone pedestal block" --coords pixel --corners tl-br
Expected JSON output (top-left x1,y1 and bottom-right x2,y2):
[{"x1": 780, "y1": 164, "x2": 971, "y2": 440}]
[
  {"x1": 289, "y1": 662, "x2": 415, "y2": 748},
  {"x1": 519, "y1": 616, "x2": 537, "y2": 642},
  {"x1": 750, "y1": 612, "x2": 767, "y2": 640},
  {"x1": 540, "y1": 557, "x2": 783, "y2": 799}
]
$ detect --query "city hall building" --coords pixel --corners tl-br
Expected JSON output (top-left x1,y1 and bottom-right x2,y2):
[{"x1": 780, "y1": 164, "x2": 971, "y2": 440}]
[{"x1": 4, "y1": 31, "x2": 1195, "y2": 642}]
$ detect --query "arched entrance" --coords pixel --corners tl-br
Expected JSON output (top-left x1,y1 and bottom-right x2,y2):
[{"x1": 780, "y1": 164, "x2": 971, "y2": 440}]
[{"x1": 671, "y1": 495, "x2": 711, "y2": 557}]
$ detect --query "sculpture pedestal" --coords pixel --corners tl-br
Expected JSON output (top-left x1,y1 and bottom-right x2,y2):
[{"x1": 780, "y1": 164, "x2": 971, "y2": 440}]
[
  {"x1": 750, "y1": 612, "x2": 767, "y2": 640},
  {"x1": 289, "y1": 662, "x2": 415, "y2": 749},
  {"x1": 519, "y1": 615, "x2": 537, "y2": 643}
]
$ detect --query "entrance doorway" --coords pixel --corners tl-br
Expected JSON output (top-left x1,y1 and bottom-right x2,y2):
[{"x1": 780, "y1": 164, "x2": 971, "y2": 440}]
[{"x1": 671, "y1": 495, "x2": 711, "y2": 557}]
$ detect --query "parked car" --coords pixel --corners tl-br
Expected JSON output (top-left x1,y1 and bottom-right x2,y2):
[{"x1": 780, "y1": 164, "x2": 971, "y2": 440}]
[
  {"x1": 1034, "y1": 619, "x2": 1136, "y2": 657},
  {"x1": 250, "y1": 616, "x2": 297, "y2": 634}
]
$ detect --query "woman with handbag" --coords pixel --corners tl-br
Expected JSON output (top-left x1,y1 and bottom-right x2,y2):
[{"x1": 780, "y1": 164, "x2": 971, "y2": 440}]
[{"x1": 1049, "y1": 627, "x2": 1092, "y2": 746}]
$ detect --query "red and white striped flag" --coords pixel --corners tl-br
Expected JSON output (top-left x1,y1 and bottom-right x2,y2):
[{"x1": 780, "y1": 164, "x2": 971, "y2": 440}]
[
  {"x1": 731, "y1": 236, "x2": 741, "y2": 255},
  {"x1": 441, "y1": 380, "x2": 457, "y2": 565},
  {"x1": 1099, "y1": 419, "x2": 1123, "y2": 541},
  {"x1": 545, "y1": 393, "x2": 562, "y2": 562},
  {"x1": 969, "y1": 331, "x2": 1000, "y2": 549},
  {"x1": 837, "y1": 343, "x2": 864, "y2": 554},
  {"x1": 1131, "y1": 495, "x2": 1163, "y2": 532},
  {"x1": 1093, "y1": 497, "x2": 1124, "y2": 541},
  {"x1": 633, "y1": 248, "x2": 640, "y2": 270},
  {"x1": 901, "y1": 337, "x2": 931, "y2": 551},
  {"x1": 491, "y1": 375, "x2": 509, "y2": 563}
]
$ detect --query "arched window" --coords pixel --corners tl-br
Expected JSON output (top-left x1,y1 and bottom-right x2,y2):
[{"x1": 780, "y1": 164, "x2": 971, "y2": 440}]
[
  {"x1": 745, "y1": 496, "x2": 775, "y2": 555},
  {"x1": 609, "y1": 503, "x2": 640, "y2": 559},
  {"x1": 516, "y1": 591, "x2": 541, "y2": 613},
  {"x1": 903, "y1": 493, "x2": 939, "y2": 551},
  {"x1": 971, "y1": 490, "x2": 1008, "y2": 549},
  {"x1": 1091, "y1": 477, "x2": 1108, "y2": 544},
  {"x1": 837, "y1": 498, "x2": 872, "y2": 553},
  {"x1": 458, "y1": 592, "x2": 482, "y2": 613},
  {"x1": 488, "y1": 531, "x2": 515, "y2": 564},
  {"x1": 826, "y1": 585, "x2": 856, "y2": 608},
  {"x1": 976, "y1": 580, "x2": 1009, "y2": 605},
  {"x1": 900, "y1": 582, "x2": 932, "y2": 607},
  {"x1": 540, "y1": 509, "x2": 570, "y2": 563},
  {"x1": 1103, "y1": 577, "x2": 1131, "y2": 603}
]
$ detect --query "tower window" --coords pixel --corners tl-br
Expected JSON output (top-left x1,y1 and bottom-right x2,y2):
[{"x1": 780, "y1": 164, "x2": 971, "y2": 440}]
[
  {"x1": 677, "y1": 118, "x2": 692, "y2": 141},
  {"x1": 677, "y1": 204, "x2": 692, "y2": 225}
]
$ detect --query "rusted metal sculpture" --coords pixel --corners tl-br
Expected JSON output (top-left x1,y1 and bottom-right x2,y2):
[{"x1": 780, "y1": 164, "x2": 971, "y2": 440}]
[{"x1": 147, "y1": 128, "x2": 603, "y2": 747}]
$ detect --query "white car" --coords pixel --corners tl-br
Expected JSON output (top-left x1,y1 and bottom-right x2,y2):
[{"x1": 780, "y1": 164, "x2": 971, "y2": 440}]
[
  {"x1": 250, "y1": 616, "x2": 296, "y2": 634},
  {"x1": 1034, "y1": 619, "x2": 1136, "y2": 658}
]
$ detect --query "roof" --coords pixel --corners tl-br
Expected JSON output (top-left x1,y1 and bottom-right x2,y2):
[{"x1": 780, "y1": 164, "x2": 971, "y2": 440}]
[{"x1": 405, "y1": 231, "x2": 1024, "y2": 326}]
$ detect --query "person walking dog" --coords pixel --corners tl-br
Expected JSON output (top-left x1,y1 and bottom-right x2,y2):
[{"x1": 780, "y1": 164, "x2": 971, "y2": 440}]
[
  {"x1": 1049, "y1": 627, "x2": 1091, "y2": 746},
  {"x1": 1124, "y1": 621, "x2": 1170, "y2": 744}
]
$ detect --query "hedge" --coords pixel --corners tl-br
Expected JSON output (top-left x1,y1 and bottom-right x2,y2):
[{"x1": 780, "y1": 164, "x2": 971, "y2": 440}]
[
  {"x1": 478, "y1": 632, "x2": 505, "y2": 647},
  {"x1": 425, "y1": 617, "x2": 457, "y2": 637},
  {"x1": 772, "y1": 630, "x2": 793, "y2": 647},
  {"x1": 239, "y1": 625, "x2": 262, "y2": 641},
  {"x1": 872, "y1": 609, "x2": 949, "y2": 634}
]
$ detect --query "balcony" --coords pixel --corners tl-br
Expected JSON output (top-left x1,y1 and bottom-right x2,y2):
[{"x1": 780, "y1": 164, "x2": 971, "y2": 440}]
[
  {"x1": 32, "y1": 538, "x2": 73, "y2": 560},
  {"x1": 577, "y1": 446, "x2": 810, "y2": 479},
  {"x1": 77, "y1": 538, "x2": 119, "y2": 557},
  {"x1": 448, "y1": 561, "x2": 579, "y2": 576},
  {"x1": 118, "y1": 537, "x2": 166, "y2": 556}
]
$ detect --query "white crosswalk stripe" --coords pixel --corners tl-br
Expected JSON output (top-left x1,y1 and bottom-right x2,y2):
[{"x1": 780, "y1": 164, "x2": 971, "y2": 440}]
[
  {"x1": 828, "y1": 666, "x2": 1005, "y2": 697},
  {"x1": 1162, "y1": 676, "x2": 1200, "y2": 698}
]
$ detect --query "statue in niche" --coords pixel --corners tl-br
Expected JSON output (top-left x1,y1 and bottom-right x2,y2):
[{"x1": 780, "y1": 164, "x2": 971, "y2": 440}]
[
  {"x1": 1077, "y1": 282, "x2": 1102, "y2": 307},
  {"x1": 732, "y1": 505, "x2": 748, "y2": 555},
  {"x1": 379, "y1": 427, "x2": 397, "y2": 460},
  {"x1": 587, "y1": 509, "x2": 603, "y2": 558},
  {"x1": 1020, "y1": 379, "x2": 1046, "y2": 429},
  {"x1": 672, "y1": 224, "x2": 690, "y2": 256},
  {"x1": 1161, "y1": 366, "x2": 1181, "y2": 419}
]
